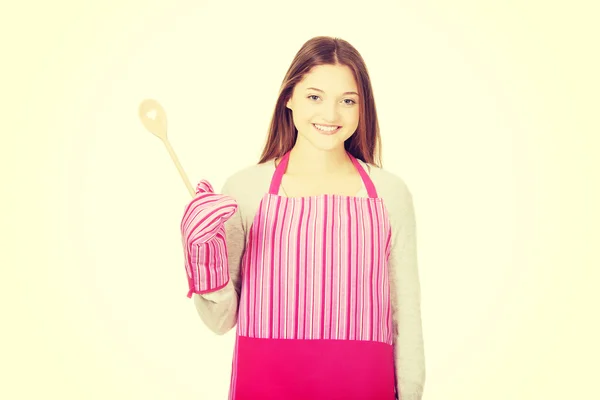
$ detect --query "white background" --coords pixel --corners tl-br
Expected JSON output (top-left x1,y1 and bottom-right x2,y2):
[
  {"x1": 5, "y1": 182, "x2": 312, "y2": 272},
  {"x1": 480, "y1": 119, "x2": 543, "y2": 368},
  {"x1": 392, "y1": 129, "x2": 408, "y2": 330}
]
[{"x1": 3, "y1": 0, "x2": 599, "y2": 399}]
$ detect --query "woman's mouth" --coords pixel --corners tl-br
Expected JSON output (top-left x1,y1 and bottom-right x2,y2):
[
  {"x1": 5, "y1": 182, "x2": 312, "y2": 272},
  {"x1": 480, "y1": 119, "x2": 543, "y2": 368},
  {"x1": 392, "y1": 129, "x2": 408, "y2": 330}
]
[{"x1": 313, "y1": 123, "x2": 341, "y2": 135}]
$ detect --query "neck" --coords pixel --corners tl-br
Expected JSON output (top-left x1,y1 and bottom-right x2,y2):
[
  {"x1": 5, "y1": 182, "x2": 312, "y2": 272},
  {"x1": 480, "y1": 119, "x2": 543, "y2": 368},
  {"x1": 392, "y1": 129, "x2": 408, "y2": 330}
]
[{"x1": 285, "y1": 140, "x2": 353, "y2": 175}]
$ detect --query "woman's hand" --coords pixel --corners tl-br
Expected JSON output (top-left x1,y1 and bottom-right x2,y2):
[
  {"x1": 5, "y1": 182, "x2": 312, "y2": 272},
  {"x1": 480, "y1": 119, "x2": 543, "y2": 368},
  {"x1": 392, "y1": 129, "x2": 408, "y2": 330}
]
[{"x1": 180, "y1": 179, "x2": 238, "y2": 297}]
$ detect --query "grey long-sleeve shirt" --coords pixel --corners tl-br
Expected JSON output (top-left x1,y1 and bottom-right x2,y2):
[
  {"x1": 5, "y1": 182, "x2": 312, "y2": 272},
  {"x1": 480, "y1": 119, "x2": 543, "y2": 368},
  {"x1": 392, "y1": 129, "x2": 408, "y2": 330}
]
[{"x1": 192, "y1": 158, "x2": 426, "y2": 400}]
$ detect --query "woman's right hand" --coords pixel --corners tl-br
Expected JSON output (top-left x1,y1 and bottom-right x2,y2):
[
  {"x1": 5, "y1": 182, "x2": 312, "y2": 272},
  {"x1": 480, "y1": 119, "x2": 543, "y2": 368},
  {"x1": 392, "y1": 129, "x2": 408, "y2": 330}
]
[{"x1": 180, "y1": 179, "x2": 238, "y2": 297}]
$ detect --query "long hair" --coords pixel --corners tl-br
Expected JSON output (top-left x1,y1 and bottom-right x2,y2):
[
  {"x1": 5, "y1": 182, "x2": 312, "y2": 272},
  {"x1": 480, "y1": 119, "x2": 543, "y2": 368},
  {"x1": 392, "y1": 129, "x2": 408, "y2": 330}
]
[{"x1": 257, "y1": 36, "x2": 383, "y2": 167}]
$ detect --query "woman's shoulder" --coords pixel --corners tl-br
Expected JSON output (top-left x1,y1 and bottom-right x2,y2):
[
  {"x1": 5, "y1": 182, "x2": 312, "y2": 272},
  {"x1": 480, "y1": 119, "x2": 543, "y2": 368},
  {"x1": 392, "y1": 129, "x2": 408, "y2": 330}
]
[
  {"x1": 364, "y1": 163, "x2": 417, "y2": 232},
  {"x1": 221, "y1": 159, "x2": 274, "y2": 196},
  {"x1": 362, "y1": 161, "x2": 413, "y2": 200}
]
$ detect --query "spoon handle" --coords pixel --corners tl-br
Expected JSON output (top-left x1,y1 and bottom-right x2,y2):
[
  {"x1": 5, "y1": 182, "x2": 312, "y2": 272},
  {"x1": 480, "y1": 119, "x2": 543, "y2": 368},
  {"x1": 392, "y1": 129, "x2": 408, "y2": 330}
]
[{"x1": 163, "y1": 138, "x2": 195, "y2": 197}]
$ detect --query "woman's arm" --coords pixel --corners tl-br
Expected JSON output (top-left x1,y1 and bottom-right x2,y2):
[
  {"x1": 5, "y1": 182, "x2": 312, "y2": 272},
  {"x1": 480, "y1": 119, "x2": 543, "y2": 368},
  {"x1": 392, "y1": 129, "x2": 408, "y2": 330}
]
[
  {"x1": 192, "y1": 179, "x2": 246, "y2": 335},
  {"x1": 389, "y1": 183, "x2": 426, "y2": 400}
]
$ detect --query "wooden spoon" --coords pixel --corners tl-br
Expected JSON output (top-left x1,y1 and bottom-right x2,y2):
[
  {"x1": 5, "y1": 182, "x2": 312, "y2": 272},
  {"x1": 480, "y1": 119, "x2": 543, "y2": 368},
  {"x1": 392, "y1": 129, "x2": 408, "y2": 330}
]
[{"x1": 138, "y1": 99, "x2": 195, "y2": 197}]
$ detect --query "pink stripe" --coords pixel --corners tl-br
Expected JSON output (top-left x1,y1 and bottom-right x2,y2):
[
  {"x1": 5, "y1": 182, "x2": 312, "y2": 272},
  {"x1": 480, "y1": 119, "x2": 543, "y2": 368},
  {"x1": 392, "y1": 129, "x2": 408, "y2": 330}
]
[
  {"x1": 275, "y1": 200, "x2": 283, "y2": 339},
  {"x1": 367, "y1": 201, "x2": 374, "y2": 339},
  {"x1": 294, "y1": 198, "x2": 304, "y2": 339},
  {"x1": 237, "y1": 195, "x2": 392, "y2": 344},
  {"x1": 182, "y1": 195, "x2": 237, "y2": 242},
  {"x1": 353, "y1": 199, "x2": 359, "y2": 339},
  {"x1": 268, "y1": 197, "x2": 280, "y2": 338},
  {"x1": 184, "y1": 228, "x2": 231, "y2": 294},
  {"x1": 327, "y1": 198, "x2": 334, "y2": 339},
  {"x1": 181, "y1": 186, "x2": 238, "y2": 295},
  {"x1": 302, "y1": 199, "x2": 310, "y2": 338},
  {"x1": 320, "y1": 195, "x2": 327, "y2": 339},
  {"x1": 346, "y1": 196, "x2": 352, "y2": 339}
]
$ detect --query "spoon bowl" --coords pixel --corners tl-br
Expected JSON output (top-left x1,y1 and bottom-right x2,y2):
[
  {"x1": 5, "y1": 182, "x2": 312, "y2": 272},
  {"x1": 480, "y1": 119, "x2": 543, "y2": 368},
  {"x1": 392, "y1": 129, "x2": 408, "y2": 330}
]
[
  {"x1": 138, "y1": 98, "x2": 195, "y2": 197},
  {"x1": 139, "y1": 99, "x2": 168, "y2": 141}
]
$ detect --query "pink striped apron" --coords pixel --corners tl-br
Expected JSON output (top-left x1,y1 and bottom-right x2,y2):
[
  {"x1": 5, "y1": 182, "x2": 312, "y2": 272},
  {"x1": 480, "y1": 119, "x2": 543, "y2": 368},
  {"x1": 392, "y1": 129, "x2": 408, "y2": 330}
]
[{"x1": 229, "y1": 150, "x2": 396, "y2": 400}]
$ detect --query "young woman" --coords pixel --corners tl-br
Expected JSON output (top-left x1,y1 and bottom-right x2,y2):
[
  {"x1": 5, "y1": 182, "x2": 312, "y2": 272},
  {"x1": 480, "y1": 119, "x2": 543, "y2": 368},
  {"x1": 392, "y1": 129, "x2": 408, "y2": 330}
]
[{"x1": 181, "y1": 36, "x2": 425, "y2": 400}]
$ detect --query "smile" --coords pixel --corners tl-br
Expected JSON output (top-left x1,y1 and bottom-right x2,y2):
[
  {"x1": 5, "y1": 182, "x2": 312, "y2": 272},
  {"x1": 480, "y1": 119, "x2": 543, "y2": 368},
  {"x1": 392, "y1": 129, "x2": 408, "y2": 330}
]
[{"x1": 313, "y1": 123, "x2": 341, "y2": 134}]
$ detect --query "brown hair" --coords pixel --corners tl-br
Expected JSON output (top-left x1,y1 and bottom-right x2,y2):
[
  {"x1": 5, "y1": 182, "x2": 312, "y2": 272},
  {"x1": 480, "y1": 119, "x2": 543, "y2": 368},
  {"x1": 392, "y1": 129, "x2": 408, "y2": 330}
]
[{"x1": 257, "y1": 36, "x2": 383, "y2": 168}]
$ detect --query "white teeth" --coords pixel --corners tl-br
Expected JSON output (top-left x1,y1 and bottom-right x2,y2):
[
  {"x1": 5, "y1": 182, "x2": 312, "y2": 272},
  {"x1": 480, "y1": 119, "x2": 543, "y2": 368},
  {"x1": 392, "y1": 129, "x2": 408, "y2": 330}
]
[{"x1": 314, "y1": 124, "x2": 339, "y2": 132}]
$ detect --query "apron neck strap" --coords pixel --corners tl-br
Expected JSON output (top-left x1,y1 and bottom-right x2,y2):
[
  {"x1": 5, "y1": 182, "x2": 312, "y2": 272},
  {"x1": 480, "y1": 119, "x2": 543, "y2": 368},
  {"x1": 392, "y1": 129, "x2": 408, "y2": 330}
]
[
  {"x1": 268, "y1": 151, "x2": 289, "y2": 195},
  {"x1": 348, "y1": 152, "x2": 378, "y2": 198},
  {"x1": 269, "y1": 150, "x2": 378, "y2": 198}
]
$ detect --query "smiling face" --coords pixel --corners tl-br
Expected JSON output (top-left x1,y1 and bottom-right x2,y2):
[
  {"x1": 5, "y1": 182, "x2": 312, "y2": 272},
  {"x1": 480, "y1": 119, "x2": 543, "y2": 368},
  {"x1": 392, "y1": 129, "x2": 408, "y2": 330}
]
[{"x1": 285, "y1": 64, "x2": 360, "y2": 152}]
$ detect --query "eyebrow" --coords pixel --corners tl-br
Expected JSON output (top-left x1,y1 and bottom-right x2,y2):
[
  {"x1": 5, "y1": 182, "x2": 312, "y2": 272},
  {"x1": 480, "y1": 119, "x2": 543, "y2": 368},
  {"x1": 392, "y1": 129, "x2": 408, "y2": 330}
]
[{"x1": 306, "y1": 87, "x2": 359, "y2": 96}]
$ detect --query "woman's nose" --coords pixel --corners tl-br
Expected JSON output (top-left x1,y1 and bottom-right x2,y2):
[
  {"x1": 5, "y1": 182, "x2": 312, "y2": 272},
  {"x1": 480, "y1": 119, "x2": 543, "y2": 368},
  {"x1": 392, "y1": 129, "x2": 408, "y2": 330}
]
[{"x1": 321, "y1": 102, "x2": 340, "y2": 123}]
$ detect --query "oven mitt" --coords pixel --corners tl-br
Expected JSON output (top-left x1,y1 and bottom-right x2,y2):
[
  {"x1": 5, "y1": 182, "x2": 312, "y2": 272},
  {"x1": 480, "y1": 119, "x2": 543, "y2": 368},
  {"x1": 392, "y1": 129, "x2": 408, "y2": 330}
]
[{"x1": 181, "y1": 179, "x2": 238, "y2": 298}]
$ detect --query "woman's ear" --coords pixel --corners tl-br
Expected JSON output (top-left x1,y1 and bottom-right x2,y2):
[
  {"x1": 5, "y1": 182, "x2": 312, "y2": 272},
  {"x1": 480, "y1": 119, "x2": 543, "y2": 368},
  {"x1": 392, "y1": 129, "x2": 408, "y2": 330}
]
[{"x1": 286, "y1": 98, "x2": 292, "y2": 110}]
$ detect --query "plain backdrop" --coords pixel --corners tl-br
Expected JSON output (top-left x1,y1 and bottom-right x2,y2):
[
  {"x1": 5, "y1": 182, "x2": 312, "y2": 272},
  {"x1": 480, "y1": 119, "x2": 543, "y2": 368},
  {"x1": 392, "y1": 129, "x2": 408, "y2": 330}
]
[{"x1": 2, "y1": 0, "x2": 599, "y2": 399}]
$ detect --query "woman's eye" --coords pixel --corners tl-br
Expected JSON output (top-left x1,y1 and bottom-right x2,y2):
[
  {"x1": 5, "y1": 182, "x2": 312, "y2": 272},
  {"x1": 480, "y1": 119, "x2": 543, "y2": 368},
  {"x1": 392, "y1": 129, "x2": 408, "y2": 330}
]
[{"x1": 307, "y1": 95, "x2": 356, "y2": 105}]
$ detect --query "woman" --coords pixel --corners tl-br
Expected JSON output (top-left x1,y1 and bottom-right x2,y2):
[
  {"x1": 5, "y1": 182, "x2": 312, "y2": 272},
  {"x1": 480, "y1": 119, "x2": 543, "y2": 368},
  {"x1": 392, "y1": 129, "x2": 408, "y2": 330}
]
[{"x1": 181, "y1": 36, "x2": 425, "y2": 400}]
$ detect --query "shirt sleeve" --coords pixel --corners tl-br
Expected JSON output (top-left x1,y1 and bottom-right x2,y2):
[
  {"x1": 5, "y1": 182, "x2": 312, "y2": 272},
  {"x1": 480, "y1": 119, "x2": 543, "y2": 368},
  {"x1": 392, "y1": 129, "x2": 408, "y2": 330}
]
[
  {"x1": 192, "y1": 178, "x2": 247, "y2": 335},
  {"x1": 389, "y1": 182, "x2": 426, "y2": 400}
]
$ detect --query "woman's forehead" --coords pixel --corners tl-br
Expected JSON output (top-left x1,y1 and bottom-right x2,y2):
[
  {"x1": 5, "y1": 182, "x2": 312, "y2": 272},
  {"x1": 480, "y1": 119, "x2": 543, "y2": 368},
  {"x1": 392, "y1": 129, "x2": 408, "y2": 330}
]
[{"x1": 296, "y1": 64, "x2": 358, "y2": 92}]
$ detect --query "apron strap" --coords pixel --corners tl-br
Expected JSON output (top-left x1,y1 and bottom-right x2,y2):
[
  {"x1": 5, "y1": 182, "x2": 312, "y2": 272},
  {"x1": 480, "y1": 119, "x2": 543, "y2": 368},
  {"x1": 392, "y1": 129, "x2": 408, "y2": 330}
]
[
  {"x1": 348, "y1": 153, "x2": 378, "y2": 198},
  {"x1": 269, "y1": 150, "x2": 378, "y2": 198},
  {"x1": 269, "y1": 151, "x2": 290, "y2": 195}
]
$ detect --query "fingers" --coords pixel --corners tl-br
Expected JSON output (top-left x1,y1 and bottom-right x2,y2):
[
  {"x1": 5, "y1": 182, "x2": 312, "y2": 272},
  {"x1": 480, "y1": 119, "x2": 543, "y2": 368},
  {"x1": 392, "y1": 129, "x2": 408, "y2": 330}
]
[
  {"x1": 181, "y1": 179, "x2": 239, "y2": 244},
  {"x1": 195, "y1": 179, "x2": 214, "y2": 194}
]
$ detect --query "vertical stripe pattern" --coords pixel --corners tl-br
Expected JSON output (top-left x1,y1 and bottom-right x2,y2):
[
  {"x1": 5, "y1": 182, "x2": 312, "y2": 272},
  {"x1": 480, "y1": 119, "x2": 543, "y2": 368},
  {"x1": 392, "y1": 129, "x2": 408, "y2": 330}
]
[
  {"x1": 236, "y1": 193, "x2": 393, "y2": 345},
  {"x1": 180, "y1": 179, "x2": 238, "y2": 296}
]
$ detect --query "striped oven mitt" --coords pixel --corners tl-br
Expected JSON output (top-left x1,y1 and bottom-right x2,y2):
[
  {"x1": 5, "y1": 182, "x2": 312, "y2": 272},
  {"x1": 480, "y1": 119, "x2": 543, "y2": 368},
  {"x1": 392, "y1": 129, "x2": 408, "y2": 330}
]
[{"x1": 180, "y1": 180, "x2": 238, "y2": 298}]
